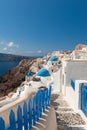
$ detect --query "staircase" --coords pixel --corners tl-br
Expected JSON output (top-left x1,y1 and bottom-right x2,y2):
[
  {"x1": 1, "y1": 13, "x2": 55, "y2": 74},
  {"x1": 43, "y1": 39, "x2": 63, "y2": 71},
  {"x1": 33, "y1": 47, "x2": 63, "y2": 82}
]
[{"x1": 51, "y1": 92, "x2": 87, "y2": 130}]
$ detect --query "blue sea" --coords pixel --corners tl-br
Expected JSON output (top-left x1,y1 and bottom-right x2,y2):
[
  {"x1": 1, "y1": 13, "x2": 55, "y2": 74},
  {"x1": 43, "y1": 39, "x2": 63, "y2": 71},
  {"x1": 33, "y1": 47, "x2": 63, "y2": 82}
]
[{"x1": 0, "y1": 61, "x2": 19, "y2": 76}]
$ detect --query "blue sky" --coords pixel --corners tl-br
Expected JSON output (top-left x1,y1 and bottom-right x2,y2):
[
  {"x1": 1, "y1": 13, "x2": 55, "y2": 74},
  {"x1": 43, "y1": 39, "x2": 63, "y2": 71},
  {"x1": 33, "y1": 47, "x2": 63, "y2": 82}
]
[{"x1": 0, "y1": 0, "x2": 87, "y2": 56}]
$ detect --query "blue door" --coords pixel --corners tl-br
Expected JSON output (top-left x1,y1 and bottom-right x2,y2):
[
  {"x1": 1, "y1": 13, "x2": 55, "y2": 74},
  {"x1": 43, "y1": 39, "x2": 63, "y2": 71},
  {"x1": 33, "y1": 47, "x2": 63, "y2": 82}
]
[{"x1": 81, "y1": 85, "x2": 87, "y2": 116}]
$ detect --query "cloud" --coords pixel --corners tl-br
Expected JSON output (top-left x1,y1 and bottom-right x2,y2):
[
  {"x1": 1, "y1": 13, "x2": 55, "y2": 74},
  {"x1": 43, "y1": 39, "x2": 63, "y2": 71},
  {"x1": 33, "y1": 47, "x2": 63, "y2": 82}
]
[
  {"x1": 7, "y1": 51, "x2": 15, "y2": 54},
  {"x1": 25, "y1": 50, "x2": 43, "y2": 54},
  {"x1": 37, "y1": 50, "x2": 42, "y2": 53},
  {"x1": 7, "y1": 42, "x2": 19, "y2": 48},
  {"x1": 6, "y1": 48, "x2": 15, "y2": 54},
  {"x1": 0, "y1": 41, "x2": 4, "y2": 45},
  {"x1": 7, "y1": 42, "x2": 14, "y2": 47},
  {"x1": 27, "y1": 51, "x2": 33, "y2": 53},
  {"x1": 2, "y1": 47, "x2": 7, "y2": 51},
  {"x1": 24, "y1": 50, "x2": 34, "y2": 54},
  {"x1": 15, "y1": 44, "x2": 19, "y2": 48},
  {"x1": 0, "y1": 40, "x2": 20, "y2": 55}
]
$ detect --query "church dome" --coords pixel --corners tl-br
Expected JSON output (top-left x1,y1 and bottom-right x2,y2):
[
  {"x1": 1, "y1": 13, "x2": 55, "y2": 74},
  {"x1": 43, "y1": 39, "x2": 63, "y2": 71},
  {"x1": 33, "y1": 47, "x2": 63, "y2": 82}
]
[
  {"x1": 37, "y1": 68, "x2": 50, "y2": 77},
  {"x1": 26, "y1": 72, "x2": 33, "y2": 77},
  {"x1": 48, "y1": 56, "x2": 58, "y2": 61}
]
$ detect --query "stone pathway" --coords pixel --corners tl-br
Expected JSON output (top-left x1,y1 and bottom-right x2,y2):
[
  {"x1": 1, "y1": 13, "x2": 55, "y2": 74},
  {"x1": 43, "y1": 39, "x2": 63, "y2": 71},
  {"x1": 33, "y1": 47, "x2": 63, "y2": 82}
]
[{"x1": 51, "y1": 92, "x2": 87, "y2": 130}]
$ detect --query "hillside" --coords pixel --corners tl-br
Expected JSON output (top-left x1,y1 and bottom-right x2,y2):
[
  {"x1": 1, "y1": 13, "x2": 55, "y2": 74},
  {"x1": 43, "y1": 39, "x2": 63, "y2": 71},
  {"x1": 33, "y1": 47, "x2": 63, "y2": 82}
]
[
  {"x1": 0, "y1": 53, "x2": 32, "y2": 61},
  {"x1": 0, "y1": 59, "x2": 35, "y2": 96}
]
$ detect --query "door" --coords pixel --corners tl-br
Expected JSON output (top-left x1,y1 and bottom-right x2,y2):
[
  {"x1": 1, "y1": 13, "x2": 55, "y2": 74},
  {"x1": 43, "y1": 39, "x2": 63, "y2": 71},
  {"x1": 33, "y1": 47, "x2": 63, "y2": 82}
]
[{"x1": 81, "y1": 85, "x2": 87, "y2": 116}]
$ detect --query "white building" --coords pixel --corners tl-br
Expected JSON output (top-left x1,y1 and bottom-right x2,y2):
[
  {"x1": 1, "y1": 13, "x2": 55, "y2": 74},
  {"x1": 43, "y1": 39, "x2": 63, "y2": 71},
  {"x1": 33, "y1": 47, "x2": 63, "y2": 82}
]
[
  {"x1": 70, "y1": 44, "x2": 87, "y2": 60},
  {"x1": 60, "y1": 59, "x2": 87, "y2": 113}
]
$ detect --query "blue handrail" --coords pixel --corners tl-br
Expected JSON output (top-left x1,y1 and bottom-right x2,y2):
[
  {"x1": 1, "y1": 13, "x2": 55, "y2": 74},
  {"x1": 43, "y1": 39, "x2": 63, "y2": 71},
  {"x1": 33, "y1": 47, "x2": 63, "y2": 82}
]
[{"x1": 0, "y1": 86, "x2": 52, "y2": 130}]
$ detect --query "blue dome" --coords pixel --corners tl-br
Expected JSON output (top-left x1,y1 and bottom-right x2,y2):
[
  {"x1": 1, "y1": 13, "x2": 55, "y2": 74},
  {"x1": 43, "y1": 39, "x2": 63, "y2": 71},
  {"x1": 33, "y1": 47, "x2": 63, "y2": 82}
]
[
  {"x1": 26, "y1": 72, "x2": 33, "y2": 77},
  {"x1": 37, "y1": 68, "x2": 50, "y2": 77},
  {"x1": 48, "y1": 56, "x2": 58, "y2": 61}
]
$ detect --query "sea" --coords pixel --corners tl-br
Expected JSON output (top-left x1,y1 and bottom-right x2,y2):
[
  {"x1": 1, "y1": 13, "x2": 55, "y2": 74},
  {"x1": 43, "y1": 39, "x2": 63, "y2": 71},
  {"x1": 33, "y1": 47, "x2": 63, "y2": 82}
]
[{"x1": 0, "y1": 61, "x2": 19, "y2": 76}]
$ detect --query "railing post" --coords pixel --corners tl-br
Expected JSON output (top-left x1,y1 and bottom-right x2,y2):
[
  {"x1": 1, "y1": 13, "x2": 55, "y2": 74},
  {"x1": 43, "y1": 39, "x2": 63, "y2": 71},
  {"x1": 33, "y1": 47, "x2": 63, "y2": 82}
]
[
  {"x1": 17, "y1": 105, "x2": 22, "y2": 130},
  {"x1": 28, "y1": 99, "x2": 33, "y2": 129},
  {"x1": 45, "y1": 88, "x2": 49, "y2": 109},
  {"x1": 0, "y1": 117, "x2": 5, "y2": 130},
  {"x1": 42, "y1": 90, "x2": 45, "y2": 112},
  {"x1": 37, "y1": 90, "x2": 42, "y2": 118},
  {"x1": 35, "y1": 91, "x2": 39, "y2": 121},
  {"x1": 39, "y1": 90, "x2": 43, "y2": 117},
  {"x1": 23, "y1": 102, "x2": 28, "y2": 130},
  {"x1": 33, "y1": 96, "x2": 37, "y2": 125},
  {"x1": 48, "y1": 86, "x2": 52, "y2": 106},
  {"x1": 0, "y1": 88, "x2": 52, "y2": 130},
  {"x1": 9, "y1": 110, "x2": 16, "y2": 130}
]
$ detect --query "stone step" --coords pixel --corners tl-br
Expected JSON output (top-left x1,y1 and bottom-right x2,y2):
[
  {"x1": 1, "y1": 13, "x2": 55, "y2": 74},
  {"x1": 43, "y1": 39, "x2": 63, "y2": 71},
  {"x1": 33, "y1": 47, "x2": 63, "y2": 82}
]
[
  {"x1": 56, "y1": 111, "x2": 75, "y2": 114},
  {"x1": 53, "y1": 100, "x2": 69, "y2": 107},
  {"x1": 56, "y1": 107, "x2": 73, "y2": 112},
  {"x1": 52, "y1": 92, "x2": 87, "y2": 130},
  {"x1": 56, "y1": 113, "x2": 86, "y2": 126},
  {"x1": 57, "y1": 124, "x2": 87, "y2": 130}
]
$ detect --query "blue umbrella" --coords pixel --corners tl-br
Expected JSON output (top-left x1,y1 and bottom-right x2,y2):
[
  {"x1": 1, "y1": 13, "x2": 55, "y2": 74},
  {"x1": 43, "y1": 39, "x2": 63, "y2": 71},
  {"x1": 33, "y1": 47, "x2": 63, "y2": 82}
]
[{"x1": 36, "y1": 68, "x2": 50, "y2": 77}]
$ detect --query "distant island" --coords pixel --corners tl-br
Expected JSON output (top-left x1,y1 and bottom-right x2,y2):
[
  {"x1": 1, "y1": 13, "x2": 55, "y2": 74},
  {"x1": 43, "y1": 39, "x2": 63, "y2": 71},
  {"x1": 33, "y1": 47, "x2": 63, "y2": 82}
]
[{"x1": 0, "y1": 53, "x2": 33, "y2": 61}]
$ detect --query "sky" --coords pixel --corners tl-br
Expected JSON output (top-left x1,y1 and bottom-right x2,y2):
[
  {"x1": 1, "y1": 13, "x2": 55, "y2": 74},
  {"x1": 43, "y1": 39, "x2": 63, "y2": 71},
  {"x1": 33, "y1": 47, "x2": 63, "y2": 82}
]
[{"x1": 0, "y1": 0, "x2": 87, "y2": 56}]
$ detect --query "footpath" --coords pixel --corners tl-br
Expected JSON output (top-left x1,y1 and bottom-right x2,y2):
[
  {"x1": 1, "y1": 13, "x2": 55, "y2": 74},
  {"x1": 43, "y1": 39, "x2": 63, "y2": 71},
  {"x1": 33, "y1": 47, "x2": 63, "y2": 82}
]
[{"x1": 51, "y1": 92, "x2": 87, "y2": 130}]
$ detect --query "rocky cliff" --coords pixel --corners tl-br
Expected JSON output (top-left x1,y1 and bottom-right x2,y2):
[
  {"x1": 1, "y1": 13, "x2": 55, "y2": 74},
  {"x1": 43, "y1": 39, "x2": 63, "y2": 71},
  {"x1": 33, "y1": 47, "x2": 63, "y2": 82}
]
[
  {"x1": 0, "y1": 59, "x2": 33, "y2": 96},
  {"x1": 0, "y1": 53, "x2": 31, "y2": 61},
  {"x1": 0, "y1": 58, "x2": 44, "y2": 97}
]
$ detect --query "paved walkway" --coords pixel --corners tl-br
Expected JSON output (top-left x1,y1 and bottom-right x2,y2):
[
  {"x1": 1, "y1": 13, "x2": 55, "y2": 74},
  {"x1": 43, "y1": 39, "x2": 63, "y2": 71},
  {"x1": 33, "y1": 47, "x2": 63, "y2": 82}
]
[{"x1": 51, "y1": 92, "x2": 87, "y2": 130}]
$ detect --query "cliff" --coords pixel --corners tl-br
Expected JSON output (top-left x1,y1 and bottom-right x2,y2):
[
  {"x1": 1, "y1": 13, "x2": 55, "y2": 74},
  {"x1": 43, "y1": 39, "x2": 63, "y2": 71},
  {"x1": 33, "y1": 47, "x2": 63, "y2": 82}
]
[
  {"x1": 0, "y1": 58, "x2": 43, "y2": 97},
  {"x1": 0, "y1": 59, "x2": 33, "y2": 96},
  {"x1": 0, "y1": 53, "x2": 31, "y2": 61}
]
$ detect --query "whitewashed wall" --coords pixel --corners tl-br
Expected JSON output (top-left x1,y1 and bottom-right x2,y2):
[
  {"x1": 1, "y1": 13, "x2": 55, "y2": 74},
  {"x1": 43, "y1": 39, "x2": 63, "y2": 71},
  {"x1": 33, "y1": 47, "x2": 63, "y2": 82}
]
[
  {"x1": 66, "y1": 86, "x2": 75, "y2": 109},
  {"x1": 52, "y1": 69, "x2": 61, "y2": 92},
  {"x1": 66, "y1": 80, "x2": 87, "y2": 112},
  {"x1": 65, "y1": 60, "x2": 87, "y2": 86}
]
